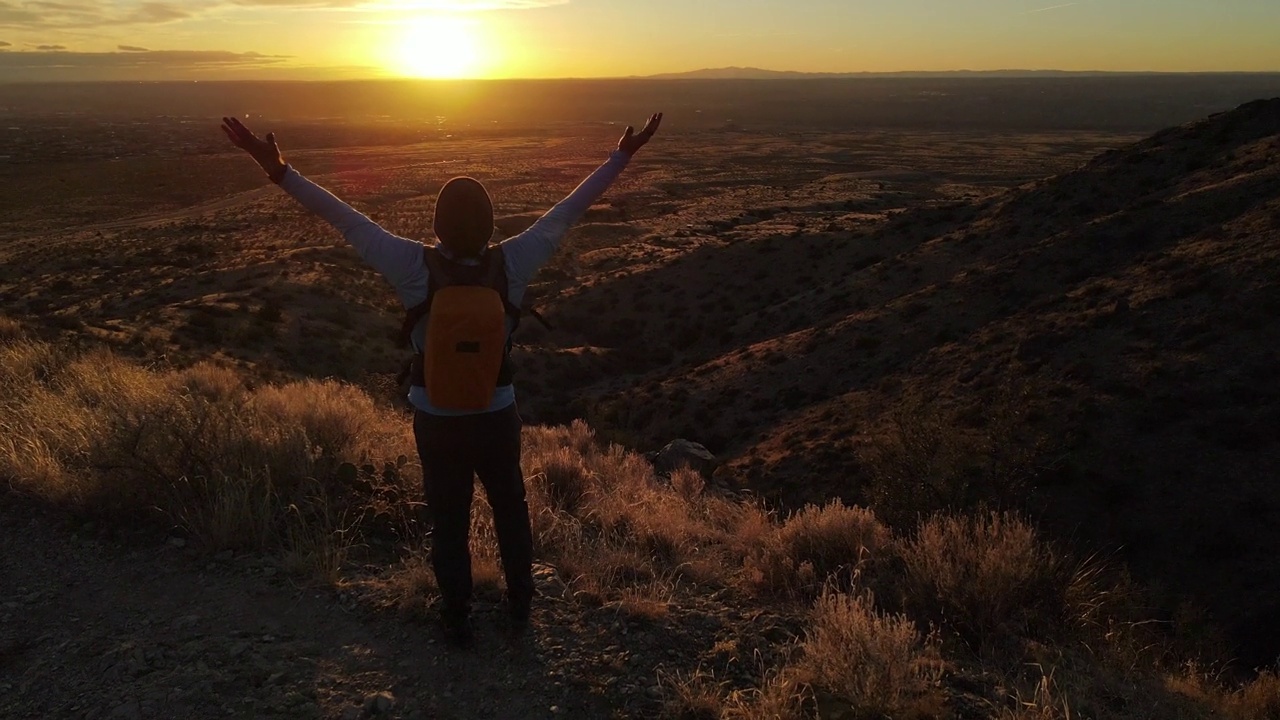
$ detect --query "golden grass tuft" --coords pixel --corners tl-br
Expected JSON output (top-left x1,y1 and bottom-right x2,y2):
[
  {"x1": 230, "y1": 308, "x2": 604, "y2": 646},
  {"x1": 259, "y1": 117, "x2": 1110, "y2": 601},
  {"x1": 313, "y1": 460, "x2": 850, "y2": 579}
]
[
  {"x1": 0, "y1": 339, "x2": 411, "y2": 580},
  {"x1": 1000, "y1": 668, "x2": 1072, "y2": 720},
  {"x1": 897, "y1": 511, "x2": 1071, "y2": 644},
  {"x1": 661, "y1": 668, "x2": 811, "y2": 720},
  {"x1": 745, "y1": 501, "x2": 889, "y2": 599},
  {"x1": 1221, "y1": 671, "x2": 1280, "y2": 720},
  {"x1": 799, "y1": 589, "x2": 944, "y2": 718},
  {"x1": 0, "y1": 315, "x2": 25, "y2": 341}
]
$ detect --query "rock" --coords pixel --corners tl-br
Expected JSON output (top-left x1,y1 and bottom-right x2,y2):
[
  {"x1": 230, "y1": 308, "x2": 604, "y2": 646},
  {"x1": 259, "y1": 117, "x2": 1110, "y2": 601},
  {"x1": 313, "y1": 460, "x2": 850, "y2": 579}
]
[
  {"x1": 166, "y1": 537, "x2": 186, "y2": 548},
  {"x1": 214, "y1": 550, "x2": 233, "y2": 561},
  {"x1": 653, "y1": 439, "x2": 718, "y2": 479},
  {"x1": 363, "y1": 692, "x2": 395, "y2": 715},
  {"x1": 532, "y1": 563, "x2": 568, "y2": 599},
  {"x1": 340, "y1": 706, "x2": 361, "y2": 720}
]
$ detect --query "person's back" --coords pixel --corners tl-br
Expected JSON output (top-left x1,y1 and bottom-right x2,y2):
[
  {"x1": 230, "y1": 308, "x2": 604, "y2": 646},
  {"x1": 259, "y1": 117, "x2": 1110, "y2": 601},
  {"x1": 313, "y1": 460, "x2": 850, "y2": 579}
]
[{"x1": 222, "y1": 113, "x2": 663, "y2": 646}]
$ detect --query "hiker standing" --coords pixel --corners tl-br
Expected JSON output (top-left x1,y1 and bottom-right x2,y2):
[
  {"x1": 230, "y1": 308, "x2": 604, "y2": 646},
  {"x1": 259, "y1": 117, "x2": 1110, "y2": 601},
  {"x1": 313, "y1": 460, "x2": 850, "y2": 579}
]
[{"x1": 222, "y1": 112, "x2": 663, "y2": 646}]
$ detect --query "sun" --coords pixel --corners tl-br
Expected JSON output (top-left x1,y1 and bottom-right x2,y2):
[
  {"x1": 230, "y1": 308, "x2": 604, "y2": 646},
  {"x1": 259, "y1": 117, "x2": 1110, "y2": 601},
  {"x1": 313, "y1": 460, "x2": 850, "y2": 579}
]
[{"x1": 394, "y1": 15, "x2": 481, "y2": 79}]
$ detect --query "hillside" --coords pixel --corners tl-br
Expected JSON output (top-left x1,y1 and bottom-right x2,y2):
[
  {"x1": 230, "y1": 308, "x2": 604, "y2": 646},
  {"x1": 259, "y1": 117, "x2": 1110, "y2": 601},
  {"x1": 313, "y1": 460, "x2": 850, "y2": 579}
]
[
  {"x1": 538, "y1": 98, "x2": 1280, "y2": 663},
  {"x1": 3, "y1": 98, "x2": 1280, "y2": 718}
]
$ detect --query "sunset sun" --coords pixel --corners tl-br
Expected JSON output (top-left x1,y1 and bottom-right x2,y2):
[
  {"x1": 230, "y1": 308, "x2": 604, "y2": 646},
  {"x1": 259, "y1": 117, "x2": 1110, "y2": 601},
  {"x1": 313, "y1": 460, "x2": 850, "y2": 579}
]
[{"x1": 393, "y1": 16, "x2": 481, "y2": 79}]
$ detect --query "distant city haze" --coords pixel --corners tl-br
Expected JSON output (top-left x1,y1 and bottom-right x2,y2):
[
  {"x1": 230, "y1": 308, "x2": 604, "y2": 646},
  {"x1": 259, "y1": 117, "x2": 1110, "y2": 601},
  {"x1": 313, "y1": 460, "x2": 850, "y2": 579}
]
[{"x1": 0, "y1": 0, "x2": 1278, "y2": 82}]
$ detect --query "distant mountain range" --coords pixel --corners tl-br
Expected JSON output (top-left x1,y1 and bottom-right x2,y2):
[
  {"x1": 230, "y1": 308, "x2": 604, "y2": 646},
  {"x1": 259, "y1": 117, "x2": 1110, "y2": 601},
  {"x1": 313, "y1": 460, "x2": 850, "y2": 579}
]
[{"x1": 639, "y1": 66, "x2": 1274, "y2": 80}]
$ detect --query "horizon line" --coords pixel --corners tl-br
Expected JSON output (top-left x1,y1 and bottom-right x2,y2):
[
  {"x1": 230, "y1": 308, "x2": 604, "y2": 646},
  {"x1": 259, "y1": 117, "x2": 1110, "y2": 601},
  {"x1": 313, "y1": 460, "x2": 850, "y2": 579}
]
[{"x1": 4, "y1": 68, "x2": 1280, "y2": 85}]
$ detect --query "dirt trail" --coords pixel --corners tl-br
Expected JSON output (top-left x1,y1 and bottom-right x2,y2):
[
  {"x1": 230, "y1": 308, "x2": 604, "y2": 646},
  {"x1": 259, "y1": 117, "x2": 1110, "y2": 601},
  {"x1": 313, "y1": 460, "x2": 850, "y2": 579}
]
[{"x1": 0, "y1": 499, "x2": 620, "y2": 720}]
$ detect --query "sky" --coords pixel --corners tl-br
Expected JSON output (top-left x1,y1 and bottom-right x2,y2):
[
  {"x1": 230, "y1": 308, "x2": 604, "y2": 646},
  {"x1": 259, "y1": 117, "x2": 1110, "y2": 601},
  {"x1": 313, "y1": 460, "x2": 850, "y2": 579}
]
[{"x1": 0, "y1": 0, "x2": 1278, "y2": 81}]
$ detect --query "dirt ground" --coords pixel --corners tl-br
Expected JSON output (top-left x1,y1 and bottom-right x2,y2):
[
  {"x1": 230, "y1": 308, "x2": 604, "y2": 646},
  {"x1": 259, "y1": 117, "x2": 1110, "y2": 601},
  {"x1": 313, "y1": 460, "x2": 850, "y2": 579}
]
[{"x1": 1, "y1": 496, "x2": 809, "y2": 720}]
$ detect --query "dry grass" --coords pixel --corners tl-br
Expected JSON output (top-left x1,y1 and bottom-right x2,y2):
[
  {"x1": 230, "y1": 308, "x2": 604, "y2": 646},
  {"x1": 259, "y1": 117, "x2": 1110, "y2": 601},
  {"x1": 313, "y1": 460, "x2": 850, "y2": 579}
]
[
  {"x1": 896, "y1": 511, "x2": 1074, "y2": 646},
  {"x1": 0, "y1": 315, "x2": 23, "y2": 341},
  {"x1": 745, "y1": 501, "x2": 890, "y2": 599},
  {"x1": 1221, "y1": 671, "x2": 1280, "y2": 720},
  {"x1": 521, "y1": 423, "x2": 756, "y2": 596},
  {"x1": 997, "y1": 668, "x2": 1073, "y2": 720},
  {"x1": 0, "y1": 339, "x2": 412, "y2": 579},
  {"x1": 798, "y1": 589, "x2": 944, "y2": 718},
  {"x1": 859, "y1": 390, "x2": 1045, "y2": 527},
  {"x1": 1172, "y1": 668, "x2": 1280, "y2": 720},
  {"x1": 661, "y1": 668, "x2": 810, "y2": 720},
  {"x1": 4, "y1": 337, "x2": 1276, "y2": 720}
]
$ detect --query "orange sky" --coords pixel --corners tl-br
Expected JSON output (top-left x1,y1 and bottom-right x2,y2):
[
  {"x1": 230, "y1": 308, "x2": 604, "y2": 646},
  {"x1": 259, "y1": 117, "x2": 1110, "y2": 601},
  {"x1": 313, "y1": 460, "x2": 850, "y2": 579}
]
[{"x1": 1, "y1": 0, "x2": 1278, "y2": 81}]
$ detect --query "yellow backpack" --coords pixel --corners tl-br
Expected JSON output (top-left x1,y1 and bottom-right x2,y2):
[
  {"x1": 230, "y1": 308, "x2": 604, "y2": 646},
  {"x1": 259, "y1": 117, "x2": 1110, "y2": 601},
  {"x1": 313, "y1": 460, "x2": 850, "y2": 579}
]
[{"x1": 397, "y1": 246, "x2": 519, "y2": 411}]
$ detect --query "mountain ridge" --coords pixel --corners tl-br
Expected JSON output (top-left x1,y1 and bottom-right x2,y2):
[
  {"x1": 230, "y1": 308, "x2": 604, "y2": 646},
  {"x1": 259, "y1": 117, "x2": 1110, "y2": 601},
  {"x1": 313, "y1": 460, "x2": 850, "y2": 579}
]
[{"x1": 639, "y1": 66, "x2": 1280, "y2": 80}]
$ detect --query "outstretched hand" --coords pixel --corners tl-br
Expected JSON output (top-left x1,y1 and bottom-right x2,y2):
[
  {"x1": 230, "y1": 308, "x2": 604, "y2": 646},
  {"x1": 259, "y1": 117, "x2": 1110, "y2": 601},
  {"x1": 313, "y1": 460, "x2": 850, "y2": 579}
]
[
  {"x1": 221, "y1": 116, "x2": 287, "y2": 183},
  {"x1": 618, "y1": 112, "x2": 663, "y2": 157}
]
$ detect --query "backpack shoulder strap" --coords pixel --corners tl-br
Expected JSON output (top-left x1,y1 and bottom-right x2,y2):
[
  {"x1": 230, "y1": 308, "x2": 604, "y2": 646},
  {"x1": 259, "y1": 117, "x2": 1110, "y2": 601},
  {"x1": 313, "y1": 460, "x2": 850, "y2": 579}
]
[
  {"x1": 482, "y1": 245, "x2": 521, "y2": 322},
  {"x1": 396, "y1": 245, "x2": 438, "y2": 349}
]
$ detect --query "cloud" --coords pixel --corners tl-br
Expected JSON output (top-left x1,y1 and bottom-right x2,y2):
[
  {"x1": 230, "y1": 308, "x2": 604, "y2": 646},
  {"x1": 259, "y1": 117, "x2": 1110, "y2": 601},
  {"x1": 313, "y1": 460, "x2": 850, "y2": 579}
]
[
  {"x1": 35, "y1": 42, "x2": 64, "y2": 49},
  {"x1": 0, "y1": 40, "x2": 11, "y2": 47},
  {"x1": 0, "y1": 1, "x2": 192, "y2": 30},
  {"x1": 0, "y1": 48, "x2": 288, "y2": 72},
  {"x1": 118, "y1": 43, "x2": 148, "y2": 51},
  {"x1": 0, "y1": 0, "x2": 558, "y2": 31}
]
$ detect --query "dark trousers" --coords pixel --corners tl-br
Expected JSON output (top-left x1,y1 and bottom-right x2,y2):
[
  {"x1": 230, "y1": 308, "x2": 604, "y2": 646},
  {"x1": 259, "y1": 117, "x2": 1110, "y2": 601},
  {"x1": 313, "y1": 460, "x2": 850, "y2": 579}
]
[{"x1": 413, "y1": 403, "x2": 534, "y2": 618}]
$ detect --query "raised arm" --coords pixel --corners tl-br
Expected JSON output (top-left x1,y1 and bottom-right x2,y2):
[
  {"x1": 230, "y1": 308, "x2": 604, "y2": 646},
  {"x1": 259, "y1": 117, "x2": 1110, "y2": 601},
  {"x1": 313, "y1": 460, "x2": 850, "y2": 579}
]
[
  {"x1": 220, "y1": 117, "x2": 425, "y2": 307},
  {"x1": 503, "y1": 113, "x2": 663, "y2": 289}
]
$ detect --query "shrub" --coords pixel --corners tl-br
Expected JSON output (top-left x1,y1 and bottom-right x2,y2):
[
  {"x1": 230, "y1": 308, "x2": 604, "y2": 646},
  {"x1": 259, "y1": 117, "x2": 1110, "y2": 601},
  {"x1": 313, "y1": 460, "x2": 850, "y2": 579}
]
[
  {"x1": 745, "y1": 502, "x2": 889, "y2": 599},
  {"x1": 0, "y1": 315, "x2": 23, "y2": 341},
  {"x1": 1221, "y1": 671, "x2": 1280, "y2": 720},
  {"x1": 999, "y1": 669, "x2": 1072, "y2": 720},
  {"x1": 897, "y1": 512, "x2": 1072, "y2": 645},
  {"x1": 799, "y1": 590, "x2": 943, "y2": 717},
  {"x1": 859, "y1": 391, "x2": 1044, "y2": 526},
  {"x1": 0, "y1": 339, "x2": 412, "y2": 566},
  {"x1": 661, "y1": 668, "x2": 810, "y2": 720}
]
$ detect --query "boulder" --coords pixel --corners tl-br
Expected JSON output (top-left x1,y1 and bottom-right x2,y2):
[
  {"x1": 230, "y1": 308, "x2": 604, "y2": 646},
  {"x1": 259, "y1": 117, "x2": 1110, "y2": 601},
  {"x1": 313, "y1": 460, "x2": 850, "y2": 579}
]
[{"x1": 654, "y1": 439, "x2": 718, "y2": 479}]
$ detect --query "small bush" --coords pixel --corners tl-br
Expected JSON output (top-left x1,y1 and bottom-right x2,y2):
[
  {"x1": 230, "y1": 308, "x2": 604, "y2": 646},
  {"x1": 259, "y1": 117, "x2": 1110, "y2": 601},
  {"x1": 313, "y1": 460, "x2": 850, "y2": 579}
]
[
  {"x1": 1000, "y1": 669, "x2": 1072, "y2": 720},
  {"x1": 746, "y1": 502, "x2": 889, "y2": 599},
  {"x1": 1222, "y1": 671, "x2": 1280, "y2": 720},
  {"x1": 897, "y1": 512, "x2": 1071, "y2": 644},
  {"x1": 799, "y1": 590, "x2": 943, "y2": 717},
  {"x1": 0, "y1": 316, "x2": 23, "y2": 341},
  {"x1": 0, "y1": 339, "x2": 412, "y2": 567},
  {"x1": 859, "y1": 391, "x2": 1045, "y2": 526},
  {"x1": 530, "y1": 446, "x2": 593, "y2": 515},
  {"x1": 661, "y1": 668, "x2": 811, "y2": 720}
]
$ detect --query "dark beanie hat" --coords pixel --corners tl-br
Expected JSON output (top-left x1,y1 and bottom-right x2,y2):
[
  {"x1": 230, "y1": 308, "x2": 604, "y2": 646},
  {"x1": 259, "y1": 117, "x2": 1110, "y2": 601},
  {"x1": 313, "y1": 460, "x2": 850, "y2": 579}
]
[{"x1": 433, "y1": 177, "x2": 494, "y2": 258}]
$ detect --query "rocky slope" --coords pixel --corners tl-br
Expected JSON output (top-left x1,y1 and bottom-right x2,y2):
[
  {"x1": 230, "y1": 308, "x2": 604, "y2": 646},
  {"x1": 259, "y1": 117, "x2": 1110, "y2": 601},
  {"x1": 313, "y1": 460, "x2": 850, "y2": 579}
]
[{"x1": 544, "y1": 99, "x2": 1280, "y2": 663}]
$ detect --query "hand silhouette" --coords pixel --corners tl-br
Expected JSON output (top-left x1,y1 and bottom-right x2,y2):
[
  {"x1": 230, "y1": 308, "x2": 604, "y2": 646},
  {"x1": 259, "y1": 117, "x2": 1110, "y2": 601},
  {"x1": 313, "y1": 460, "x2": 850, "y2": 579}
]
[
  {"x1": 221, "y1": 116, "x2": 287, "y2": 183},
  {"x1": 618, "y1": 113, "x2": 664, "y2": 157}
]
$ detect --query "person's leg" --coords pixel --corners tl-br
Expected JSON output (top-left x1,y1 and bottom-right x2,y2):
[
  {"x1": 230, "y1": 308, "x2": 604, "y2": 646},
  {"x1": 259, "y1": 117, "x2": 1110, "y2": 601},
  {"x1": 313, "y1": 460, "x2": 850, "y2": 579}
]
[
  {"x1": 474, "y1": 403, "x2": 535, "y2": 621},
  {"x1": 417, "y1": 411, "x2": 477, "y2": 637}
]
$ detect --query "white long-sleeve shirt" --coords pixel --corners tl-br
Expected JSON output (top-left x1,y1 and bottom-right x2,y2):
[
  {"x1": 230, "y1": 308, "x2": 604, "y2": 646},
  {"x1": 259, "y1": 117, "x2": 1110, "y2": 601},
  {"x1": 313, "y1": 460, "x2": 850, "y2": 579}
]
[{"x1": 279, "y1": 150, "x2": 632, "y2": 415}]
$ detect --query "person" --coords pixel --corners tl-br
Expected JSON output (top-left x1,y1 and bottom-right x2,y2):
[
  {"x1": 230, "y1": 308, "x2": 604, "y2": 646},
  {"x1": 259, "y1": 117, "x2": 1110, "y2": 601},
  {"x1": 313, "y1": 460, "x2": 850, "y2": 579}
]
[{"x1": 221, "y1": 111, "x2": 663, "y2": 647}]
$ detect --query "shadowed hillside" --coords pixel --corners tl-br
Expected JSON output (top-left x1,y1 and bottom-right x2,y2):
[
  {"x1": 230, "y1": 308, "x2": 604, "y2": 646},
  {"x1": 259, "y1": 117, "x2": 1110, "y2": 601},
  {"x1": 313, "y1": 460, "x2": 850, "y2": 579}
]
[{"x1": 544, "y1": 99, "x2": 1280, "y2": 663}]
